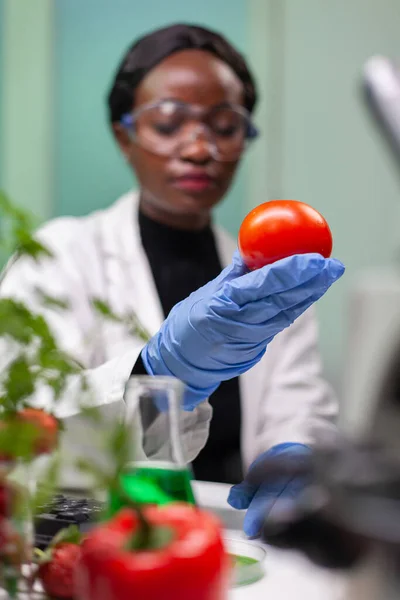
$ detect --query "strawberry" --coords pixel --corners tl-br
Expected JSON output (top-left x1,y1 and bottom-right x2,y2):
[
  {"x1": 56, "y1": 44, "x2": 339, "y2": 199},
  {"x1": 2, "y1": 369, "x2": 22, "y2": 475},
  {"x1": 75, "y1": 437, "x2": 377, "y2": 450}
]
[
  {"x1": 0, "y1": 517, "x2": 27, "y2": 566},
  {"x1": 0, "y1": 430, "x2": 18, "y2": 471},
  {"x1": 36, "y1": 526, "x2": 81, "y2": 600},
  {"x1": 17, "y1": 408, "x2": 60, "y2": 455},
  {"x1": 38, "y1": 543, "x2": 81, "y2": 599},
  {"x1": 0, "y1": 482, "x2": 14, "y2": 517},
  {"x1": 0, "y1": 481, "x2": 24, "y2": 520}
]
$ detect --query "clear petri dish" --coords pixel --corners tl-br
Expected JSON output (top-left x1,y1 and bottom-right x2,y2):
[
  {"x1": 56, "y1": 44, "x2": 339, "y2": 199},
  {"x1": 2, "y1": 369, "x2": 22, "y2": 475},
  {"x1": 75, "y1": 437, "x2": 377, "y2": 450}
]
[{"x1": 224, "y1": 535, "x2": 267, "y2": 587}]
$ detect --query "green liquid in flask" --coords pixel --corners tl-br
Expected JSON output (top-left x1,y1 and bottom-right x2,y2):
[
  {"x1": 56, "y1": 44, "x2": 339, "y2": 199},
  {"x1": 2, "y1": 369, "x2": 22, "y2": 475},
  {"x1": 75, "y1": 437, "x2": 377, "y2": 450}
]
[{"x1": 108, "y1": 461, "x2": 196, "y2": 515}]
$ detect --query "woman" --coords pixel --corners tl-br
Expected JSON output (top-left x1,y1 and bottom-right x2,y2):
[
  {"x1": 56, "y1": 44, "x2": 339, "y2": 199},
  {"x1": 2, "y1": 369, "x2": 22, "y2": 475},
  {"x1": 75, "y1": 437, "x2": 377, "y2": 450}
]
[{"x1": 0, "y1": 24, "x2": 343, "y2": 536}]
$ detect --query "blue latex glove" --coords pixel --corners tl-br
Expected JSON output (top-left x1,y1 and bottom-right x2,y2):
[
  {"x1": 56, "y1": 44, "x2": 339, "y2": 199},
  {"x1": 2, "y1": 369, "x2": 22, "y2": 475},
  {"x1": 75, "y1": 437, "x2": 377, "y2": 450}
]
[
  {"x1": 142, "y1": 252, "x2": 344, "y2": 410},
  {"x1": 227, "y1": 443, "x2": 311, "y2": 538}
]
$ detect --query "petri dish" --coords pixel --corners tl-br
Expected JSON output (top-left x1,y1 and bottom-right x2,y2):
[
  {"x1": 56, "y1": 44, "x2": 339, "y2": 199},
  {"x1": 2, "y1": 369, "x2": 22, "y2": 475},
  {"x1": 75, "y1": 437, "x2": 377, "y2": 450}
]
[{"x1": 224, "y1": 535, "x2": 267, "y2": 587}]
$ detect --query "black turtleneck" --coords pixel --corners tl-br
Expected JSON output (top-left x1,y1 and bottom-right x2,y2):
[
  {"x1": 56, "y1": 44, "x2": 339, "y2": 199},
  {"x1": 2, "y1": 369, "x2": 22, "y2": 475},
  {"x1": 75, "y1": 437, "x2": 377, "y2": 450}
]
[{"x1": 136, "y1": 209, "x2": 243, "y2": 484}]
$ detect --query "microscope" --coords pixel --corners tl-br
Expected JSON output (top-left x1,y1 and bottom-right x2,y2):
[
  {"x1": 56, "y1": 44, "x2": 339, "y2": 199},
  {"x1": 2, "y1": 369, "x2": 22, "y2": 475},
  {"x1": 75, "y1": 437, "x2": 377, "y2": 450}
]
[{"x1": 258, "y1": 56, "x2": 400, "y2": 600}]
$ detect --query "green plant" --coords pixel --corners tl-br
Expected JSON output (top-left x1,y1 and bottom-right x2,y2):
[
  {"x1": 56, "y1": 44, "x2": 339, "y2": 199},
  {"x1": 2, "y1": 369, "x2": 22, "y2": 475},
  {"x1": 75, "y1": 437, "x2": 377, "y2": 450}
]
[
  {"x1": 0, "y1": 189, "x2": 150, "y2": 452},
  {"x1": 0, "y1": 190, "x2": 151, "y2": 595},
  {"x1": 0, "y1": 192, "x2": 84, "y2": 455}
]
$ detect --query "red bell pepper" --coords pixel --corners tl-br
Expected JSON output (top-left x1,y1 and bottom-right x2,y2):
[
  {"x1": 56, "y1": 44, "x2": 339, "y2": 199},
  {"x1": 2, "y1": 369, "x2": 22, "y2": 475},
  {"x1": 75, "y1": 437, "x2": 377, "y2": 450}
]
[{"x1": 75, "y1": 503, "x2": 230, "y2": 600}]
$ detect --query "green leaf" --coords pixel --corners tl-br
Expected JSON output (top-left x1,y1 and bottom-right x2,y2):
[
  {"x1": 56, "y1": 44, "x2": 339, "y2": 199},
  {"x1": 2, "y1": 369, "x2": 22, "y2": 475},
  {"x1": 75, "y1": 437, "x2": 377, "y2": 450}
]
[
  {"x1": 108, "y1": 420, "x2": 133, "y2": 474},
  {"x1": 36, "y1": 348, "x2": 81, "y2": 400},
  {"x1": 3, "y1": 355, "x2": 35, "y2": 408},
  {"x1": 50, "y1": 525, "x2": 81, "y2": 548},
  {"x1": 0, "y1": 191, "x2": 52, "y2": 262},
  {"x1": 80, "y1": 404, "x2": 103, "y2": 425},
  {"x1": 34, "y1": 525, "x2": 81, "y2": 565},
  {"x1": 92, "y1": 298, "x2": 151, "y2": 342},
  {"x1": 0, "y1": 299, "x2": 35, "y2": 344},
  {"x1": 0, "y1": 299, "x2": 61, "y2": 351},
  {"x1": 34, "y1": 287, "x2": 70, "y2": 311},
  {"x1": 125, "y1": 313, "x2": 151, "y2": 342},
  {"x1": 14, "y1": 231, "x2": 53, "y2": 262},
  {"x1": 128, "y1": 525, "x2": 174, "y2": 552},
  {"x1": 31, "y1": 454, "x2": 61, "y2": 516},
  {"x1": 33, "y1": 548, "x2": 47, "y2": 561},
  {"x1": 75, "y1": 458, "x2": 113, "y2": 490},
  {"x1": 37, "y1": 348, "x2": 77, "y2": 373},
  {"x1": 0, "y1": 191, "x2": 34, "y2": 226},
  {"x1": 92, "y1": 298, "x2": 121, "y2": 322},
  {"x1": 30, "y1": 314, "x2": 57, "y2": 347},
  {"x1": 0, "y1": 420, "x2": 38, "y2": 460},
  {"x1": 42, "y1": 372, "x2": 68, "y2": 400}
]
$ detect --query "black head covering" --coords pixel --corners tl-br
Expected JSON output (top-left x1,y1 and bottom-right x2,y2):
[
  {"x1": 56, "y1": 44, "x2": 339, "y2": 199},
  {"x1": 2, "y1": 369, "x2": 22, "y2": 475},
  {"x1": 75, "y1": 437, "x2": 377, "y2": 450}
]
[{"x1": 107, "y1": 23, "x2": 257, "y2": 124}]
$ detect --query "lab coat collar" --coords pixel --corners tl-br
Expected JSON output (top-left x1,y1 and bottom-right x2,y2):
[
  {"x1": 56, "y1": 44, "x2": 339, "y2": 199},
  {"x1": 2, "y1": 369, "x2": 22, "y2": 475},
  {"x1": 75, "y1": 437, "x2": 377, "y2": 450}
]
[{"x1": 98, "y1": 191, "x2": 164, "y2": 338}]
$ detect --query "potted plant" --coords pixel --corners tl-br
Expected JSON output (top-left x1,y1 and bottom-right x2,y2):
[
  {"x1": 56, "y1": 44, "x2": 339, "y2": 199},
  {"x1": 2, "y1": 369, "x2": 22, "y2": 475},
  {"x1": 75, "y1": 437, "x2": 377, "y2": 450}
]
[{"x1": 0, "y1": 191, "x2": 231, "y2": 599}]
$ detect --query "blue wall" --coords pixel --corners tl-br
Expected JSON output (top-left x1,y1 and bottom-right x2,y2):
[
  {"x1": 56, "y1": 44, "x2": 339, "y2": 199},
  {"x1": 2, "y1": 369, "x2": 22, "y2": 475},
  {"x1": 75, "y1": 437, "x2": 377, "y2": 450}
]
[{"x1": 54, "y1": 0, "x2": 250, "y2": 235}]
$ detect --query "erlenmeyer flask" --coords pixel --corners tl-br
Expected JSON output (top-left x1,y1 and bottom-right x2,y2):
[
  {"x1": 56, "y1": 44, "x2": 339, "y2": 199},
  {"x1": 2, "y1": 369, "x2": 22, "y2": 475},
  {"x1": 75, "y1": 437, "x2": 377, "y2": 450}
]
[{"x1": 108, "y1": 375, "x2": 197, "y2": 514}]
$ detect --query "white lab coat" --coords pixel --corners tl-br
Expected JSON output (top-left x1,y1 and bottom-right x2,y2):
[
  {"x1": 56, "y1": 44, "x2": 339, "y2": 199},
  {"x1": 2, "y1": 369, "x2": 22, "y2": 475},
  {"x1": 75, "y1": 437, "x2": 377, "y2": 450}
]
[{"x1": 0, "y1": 192, "x2": 337, "y2": 482}]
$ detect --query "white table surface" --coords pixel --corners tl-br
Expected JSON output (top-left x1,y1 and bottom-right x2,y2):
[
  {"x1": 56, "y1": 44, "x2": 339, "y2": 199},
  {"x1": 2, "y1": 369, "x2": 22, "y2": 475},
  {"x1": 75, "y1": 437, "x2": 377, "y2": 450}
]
[
  {"x1": 193, "y1": 481, "x2": 349, "y2": 600},
  {"x1": 8, "y1": 480, "x2": 349, "y2": 600}
]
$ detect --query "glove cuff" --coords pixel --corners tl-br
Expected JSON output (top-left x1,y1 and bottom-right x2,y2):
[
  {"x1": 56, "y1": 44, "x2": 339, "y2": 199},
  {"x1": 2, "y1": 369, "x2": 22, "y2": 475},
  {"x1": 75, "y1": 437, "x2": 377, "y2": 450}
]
[
  {"x1": 267, "y1": 442, "x2": 311, "y2": 456},
  {"x1": 141, "y1": 343, "x2": 219, "y2": 410}
]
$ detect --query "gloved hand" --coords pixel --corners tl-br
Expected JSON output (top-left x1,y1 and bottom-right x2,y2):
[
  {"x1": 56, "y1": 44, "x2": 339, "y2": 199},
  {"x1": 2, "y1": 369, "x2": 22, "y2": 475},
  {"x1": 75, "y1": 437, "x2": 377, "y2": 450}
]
[
  {"x1": 142, "y1": 252, "x2": 344, "y2": 410},
  {"x1": 228, "y1": 443, "x2": 311, "y2": 538}
]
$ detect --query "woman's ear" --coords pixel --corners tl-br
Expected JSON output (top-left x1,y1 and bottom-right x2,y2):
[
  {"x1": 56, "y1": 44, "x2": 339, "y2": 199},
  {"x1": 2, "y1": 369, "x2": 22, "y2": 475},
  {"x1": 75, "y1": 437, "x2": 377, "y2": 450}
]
[{"x1": 112, "y1": 123, "x2": 132, "y2": 158}]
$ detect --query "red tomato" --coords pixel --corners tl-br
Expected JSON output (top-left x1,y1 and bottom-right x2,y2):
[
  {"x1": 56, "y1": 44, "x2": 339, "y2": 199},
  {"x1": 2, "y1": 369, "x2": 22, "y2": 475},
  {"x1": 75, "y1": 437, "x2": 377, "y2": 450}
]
[
  {"x1": 17, "y1": 408, "x2": 59, "y2": 455},
  {"x1": 238, "y1": 200, "x2": 333, "y2": 271}
]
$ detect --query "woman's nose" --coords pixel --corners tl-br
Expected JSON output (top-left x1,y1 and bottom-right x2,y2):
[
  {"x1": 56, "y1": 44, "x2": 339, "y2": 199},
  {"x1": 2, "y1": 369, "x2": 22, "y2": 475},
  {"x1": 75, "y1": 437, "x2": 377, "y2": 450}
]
[{"x1": 178, "y1": 126, "x2": 214, "y2": 163}]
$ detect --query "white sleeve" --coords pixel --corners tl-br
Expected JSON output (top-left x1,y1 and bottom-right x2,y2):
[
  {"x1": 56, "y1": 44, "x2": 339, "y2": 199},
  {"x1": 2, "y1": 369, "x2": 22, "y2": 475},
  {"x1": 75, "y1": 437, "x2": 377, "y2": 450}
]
[
  {"x1": 0, "y1": 226, "x2": 211, "y2": 472},
  {"x1": 0, "y1": 232, "x2": 144, "y2": 419},
  {"x1": 255, "y1": 307, "x2": 338, "y2": 453}
]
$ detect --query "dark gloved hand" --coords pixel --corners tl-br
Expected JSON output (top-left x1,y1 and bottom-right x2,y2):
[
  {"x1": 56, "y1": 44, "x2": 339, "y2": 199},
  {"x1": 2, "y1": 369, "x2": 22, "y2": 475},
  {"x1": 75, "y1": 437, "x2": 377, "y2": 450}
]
[{"x1": 228, "y1": 443, "x2": 311, "y2": 538}]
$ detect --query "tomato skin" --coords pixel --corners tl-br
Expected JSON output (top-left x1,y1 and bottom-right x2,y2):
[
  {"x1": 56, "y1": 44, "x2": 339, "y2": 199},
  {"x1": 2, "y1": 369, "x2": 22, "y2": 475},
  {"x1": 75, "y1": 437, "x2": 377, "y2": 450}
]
[
  {"x1": 238, "y1": 200, "x2": 333, "y2": 271},
  {"x1": 17, "y1": 408, "x2": 59, "y2": 455},
  {"x1": 75, "y1": 504, "x2": 230, "y2": 600}
]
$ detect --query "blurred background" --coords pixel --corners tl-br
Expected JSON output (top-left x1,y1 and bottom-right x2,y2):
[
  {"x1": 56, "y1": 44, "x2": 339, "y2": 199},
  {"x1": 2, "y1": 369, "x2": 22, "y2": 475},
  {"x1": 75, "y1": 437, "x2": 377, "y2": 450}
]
[{"x1": 1, "y1": 0, "x2": 400, "y2": 402}]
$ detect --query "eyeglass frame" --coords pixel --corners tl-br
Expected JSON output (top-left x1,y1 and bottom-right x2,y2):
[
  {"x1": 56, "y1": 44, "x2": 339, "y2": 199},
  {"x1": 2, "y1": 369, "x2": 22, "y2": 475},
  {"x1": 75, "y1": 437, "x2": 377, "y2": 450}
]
[{"x1": 119, "y1": 99, "x2": 259, "y2": 159}]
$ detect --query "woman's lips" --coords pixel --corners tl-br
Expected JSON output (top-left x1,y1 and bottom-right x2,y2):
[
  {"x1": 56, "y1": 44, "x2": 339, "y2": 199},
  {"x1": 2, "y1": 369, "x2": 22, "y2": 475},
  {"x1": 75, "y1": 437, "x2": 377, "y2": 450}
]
[{"x1": 171, "y1": 174, "x2": 216, "y2": 192}]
